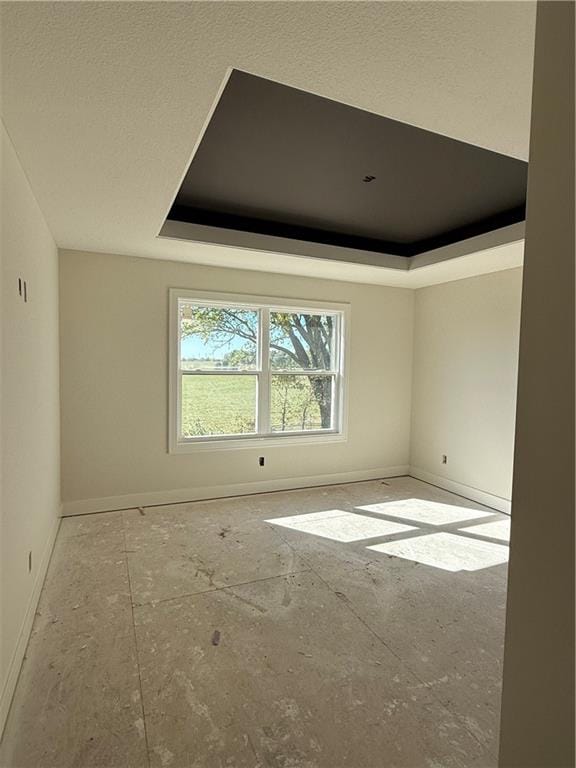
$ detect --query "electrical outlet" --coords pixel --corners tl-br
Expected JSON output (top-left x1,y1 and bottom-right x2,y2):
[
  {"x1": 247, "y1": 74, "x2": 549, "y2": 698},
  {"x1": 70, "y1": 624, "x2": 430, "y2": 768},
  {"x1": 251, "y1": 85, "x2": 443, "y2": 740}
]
[
  {"x1": 259, "y1": 456, "x2": 265, "y2": 467},
  {"x1": 442, "y1": 455, "x2": 448, "y2": 464},
  {"x1": 28, "y1": 551, "x2": 32, "y2": 573}
]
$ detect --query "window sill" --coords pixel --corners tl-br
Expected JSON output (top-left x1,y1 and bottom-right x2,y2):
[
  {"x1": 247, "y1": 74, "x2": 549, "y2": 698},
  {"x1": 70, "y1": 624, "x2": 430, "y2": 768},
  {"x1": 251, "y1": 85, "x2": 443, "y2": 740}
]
[{"x1": 169, "y1": 431, "x2": 347, "y2": 453}]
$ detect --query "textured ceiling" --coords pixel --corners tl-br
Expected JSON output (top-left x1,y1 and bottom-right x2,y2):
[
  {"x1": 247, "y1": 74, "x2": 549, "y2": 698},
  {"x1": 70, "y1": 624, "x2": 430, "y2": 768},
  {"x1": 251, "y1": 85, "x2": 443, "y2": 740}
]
[{"x1": 0, "y1": 1, "x2": 536, "y2": 286}]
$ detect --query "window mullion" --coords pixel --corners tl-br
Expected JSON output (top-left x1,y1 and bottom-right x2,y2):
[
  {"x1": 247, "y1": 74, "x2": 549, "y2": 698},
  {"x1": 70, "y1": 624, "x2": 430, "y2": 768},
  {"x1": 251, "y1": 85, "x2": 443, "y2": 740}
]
[
  {"x1": 258, "y1": 308, "x2": 271, "y2": 434},
  {"x1": 271, "y1": 370, "x2": 336, "y2": 376}
]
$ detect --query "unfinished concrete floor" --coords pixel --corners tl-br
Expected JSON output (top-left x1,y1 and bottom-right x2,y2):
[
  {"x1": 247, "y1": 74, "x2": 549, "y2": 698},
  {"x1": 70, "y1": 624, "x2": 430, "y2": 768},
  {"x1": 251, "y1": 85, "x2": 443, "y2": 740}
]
[{"x1": 0, "y1": 477, "x2": 510, "y2": 768}]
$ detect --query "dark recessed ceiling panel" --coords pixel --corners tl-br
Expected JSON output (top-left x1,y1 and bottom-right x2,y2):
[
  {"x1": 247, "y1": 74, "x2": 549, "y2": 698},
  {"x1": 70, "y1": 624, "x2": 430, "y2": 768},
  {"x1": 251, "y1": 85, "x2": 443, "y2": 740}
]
[{"x1": 165, "y1": 69, "x2": 528, "y2": 258}]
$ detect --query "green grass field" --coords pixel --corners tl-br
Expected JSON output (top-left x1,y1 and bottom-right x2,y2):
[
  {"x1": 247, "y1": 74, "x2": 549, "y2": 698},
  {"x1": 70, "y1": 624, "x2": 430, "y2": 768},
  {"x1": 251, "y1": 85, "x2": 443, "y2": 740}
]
[{"x1": 181, "y1": 374, "x2": 326, "y2": 436}]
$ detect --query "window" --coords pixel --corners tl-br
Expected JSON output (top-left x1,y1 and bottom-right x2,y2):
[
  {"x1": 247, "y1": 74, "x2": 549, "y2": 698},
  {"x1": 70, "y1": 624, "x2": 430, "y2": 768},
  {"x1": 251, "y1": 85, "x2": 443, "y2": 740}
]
[{"x1": 169, "y1": 290, "x2": 348, "y2": 451}]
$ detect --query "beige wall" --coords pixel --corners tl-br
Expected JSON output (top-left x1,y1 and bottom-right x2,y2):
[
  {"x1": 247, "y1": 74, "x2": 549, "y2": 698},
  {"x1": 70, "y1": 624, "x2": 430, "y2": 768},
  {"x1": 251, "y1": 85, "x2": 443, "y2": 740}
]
[
  {"x1": 0, "y1": 122, "x2": 61, "y2": 732},
  {"x1": 409, "y1": 268, "x2": 522, "y2": 511},
  {"x1": 59, "y1": 250, "x2": 414, "y2": 513},
  {"x1": 499, "y1": 2, "x2": 575, "y2": 765}
]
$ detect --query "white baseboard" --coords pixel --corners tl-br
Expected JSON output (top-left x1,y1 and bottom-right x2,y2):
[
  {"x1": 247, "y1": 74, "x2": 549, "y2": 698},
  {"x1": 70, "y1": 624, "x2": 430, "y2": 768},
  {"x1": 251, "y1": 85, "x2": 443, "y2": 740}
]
[
  {"x1": 409, "y1": 466, "x2": 511, "y2": 514},
  {"x1": 61, "y1": 466, "x2": 410, "y2": 517},
  {"x1": 0, "y1": 511, "x2": 61, "y2": 738}
]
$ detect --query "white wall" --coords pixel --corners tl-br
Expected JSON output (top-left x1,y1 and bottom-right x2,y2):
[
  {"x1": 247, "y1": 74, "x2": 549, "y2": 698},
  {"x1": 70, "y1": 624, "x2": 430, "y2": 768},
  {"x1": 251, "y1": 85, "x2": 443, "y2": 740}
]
[
  {"x1": 499, "y1": 2, "x2": 574, "y2": 764},
  {"x1": 59, "y1": 250, "x2": 414, "y2": 514},
  {"x1": 410, "y1": 268, "x2": 523, "y2": 511},
  {"x1": 0, "y1": 122, "x2": 61, "y2": 732}
]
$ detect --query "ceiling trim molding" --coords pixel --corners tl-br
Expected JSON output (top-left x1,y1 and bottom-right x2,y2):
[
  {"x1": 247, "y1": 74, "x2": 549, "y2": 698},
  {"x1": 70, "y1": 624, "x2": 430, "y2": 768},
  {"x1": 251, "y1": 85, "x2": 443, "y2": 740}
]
[
  {"x1": 159, "y1": 218, "x2": 409, "y2": 271},
  {"x1": 158, "y1": 218, "x2": 524, "y2": 280},
  {"x1": 409, "y1": 221, "x2": 525, "y2": 270}
]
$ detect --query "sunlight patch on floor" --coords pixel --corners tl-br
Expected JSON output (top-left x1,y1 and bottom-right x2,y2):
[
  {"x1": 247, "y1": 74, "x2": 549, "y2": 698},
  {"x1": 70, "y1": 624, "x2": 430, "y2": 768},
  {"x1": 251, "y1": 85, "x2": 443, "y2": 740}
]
[
  {"x1": 356, "y1": 498, "x2": 494, "y2": 526},
  {"x1": 459, "y1": 518, "x2": 511, "y2": 542},
  {"x1": 267, "y1": 510, "x2": 416, "y2": 542},
  {"x1": 367, "y1": 532, "x2": 509, "y2": 572}
]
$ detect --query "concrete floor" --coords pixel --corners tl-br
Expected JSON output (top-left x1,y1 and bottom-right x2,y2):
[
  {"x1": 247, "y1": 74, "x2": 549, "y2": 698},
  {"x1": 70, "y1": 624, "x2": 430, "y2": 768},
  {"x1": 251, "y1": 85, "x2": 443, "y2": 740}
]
[{"x1": 0, "y1": 477, "x2": 510, "y2": 768}]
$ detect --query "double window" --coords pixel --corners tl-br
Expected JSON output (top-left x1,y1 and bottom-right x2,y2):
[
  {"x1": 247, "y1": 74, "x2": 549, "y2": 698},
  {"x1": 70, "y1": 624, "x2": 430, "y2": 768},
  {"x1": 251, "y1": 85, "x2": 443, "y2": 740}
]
[{"x1": 169, "y1": 290, "x2": 347, "y2": 451}]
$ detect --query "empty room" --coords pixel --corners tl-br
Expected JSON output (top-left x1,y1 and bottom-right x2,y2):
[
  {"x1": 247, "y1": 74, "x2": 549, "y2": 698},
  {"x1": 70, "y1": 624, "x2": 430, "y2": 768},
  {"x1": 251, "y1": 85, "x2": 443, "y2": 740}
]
[{"x1": 0, "y1": 2, "x2": 573, "y2": 768}]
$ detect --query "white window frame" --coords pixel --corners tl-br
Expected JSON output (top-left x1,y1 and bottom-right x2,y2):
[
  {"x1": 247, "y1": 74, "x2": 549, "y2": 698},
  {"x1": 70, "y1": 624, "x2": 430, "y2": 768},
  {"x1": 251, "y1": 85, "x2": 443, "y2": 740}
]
[{"x1": 168, "y1": 288, "x2": 349, "y2": 453}]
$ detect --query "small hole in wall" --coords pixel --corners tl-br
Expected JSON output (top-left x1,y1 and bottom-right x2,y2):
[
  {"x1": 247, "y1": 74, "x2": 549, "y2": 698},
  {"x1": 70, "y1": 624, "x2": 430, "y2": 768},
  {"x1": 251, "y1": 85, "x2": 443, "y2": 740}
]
[{"x1": 259, "y1": 456, "x2": 265, "y2": 467}]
